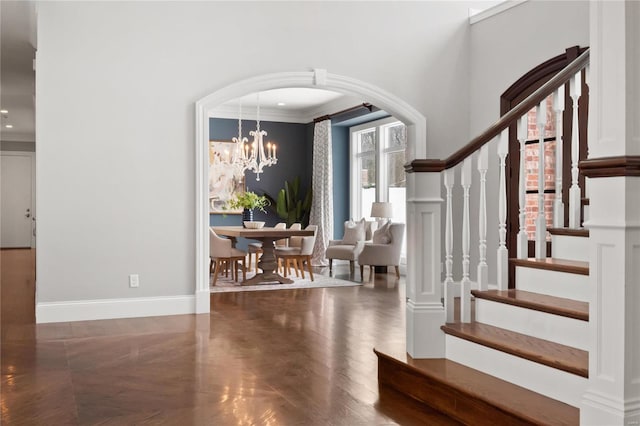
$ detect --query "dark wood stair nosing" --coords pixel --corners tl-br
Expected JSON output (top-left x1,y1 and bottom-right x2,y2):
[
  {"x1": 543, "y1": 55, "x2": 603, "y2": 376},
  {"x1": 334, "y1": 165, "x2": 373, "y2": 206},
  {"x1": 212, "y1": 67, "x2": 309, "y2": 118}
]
[
  {"x1": 548, "y1": 227, "x2": 590, "y2": 238},
  {"x1": 471, "y1": 289, "x2": 589, "y2": 322},
  {"x1": 510, "y1": 257, "x2": 589, "y2": 275},
  {"x1": 441, "y1": 322, "x2": 589, "y2": 378},
  {"x1": 375, "y1": 349, "x2": 579, "y2": 426}
]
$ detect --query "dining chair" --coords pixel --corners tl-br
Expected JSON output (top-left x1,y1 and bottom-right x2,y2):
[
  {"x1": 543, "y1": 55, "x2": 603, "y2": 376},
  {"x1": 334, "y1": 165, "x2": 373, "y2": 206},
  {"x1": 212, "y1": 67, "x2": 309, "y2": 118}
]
[
  {"x1": 275, "y1": 225, "x2": 317, "y2": 281},
  {"x1": 287, "y1": 223, "x2": 303, "y2": 247},
  {"x1": 247, "y1": 222, "x2": 286, "y2": 274},
  {"x1": 210, "y1": 228, "x2": 247, "y2": 285}
]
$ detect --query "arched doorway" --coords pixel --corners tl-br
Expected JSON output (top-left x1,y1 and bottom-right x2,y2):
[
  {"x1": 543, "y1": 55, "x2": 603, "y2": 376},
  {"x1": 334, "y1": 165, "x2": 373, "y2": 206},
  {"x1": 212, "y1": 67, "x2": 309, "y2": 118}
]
[{"x1": 194, "y1": 69, "x2": 426, "y2": 312}]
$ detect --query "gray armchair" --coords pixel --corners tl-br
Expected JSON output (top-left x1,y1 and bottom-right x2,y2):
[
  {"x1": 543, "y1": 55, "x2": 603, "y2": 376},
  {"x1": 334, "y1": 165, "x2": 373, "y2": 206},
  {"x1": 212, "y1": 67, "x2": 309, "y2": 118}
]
[
  {"x1": 325, "y1": 220, "x2": 378, "y2": 275},
  {"x1": 357, "y1": 222, "x2": 405, "y2": 280}
]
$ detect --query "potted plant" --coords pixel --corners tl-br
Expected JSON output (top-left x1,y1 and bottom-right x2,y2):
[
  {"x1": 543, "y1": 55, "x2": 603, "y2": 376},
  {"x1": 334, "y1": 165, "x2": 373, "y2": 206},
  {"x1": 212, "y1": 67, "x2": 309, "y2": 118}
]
[
  {"x1": 225, "y1": 191, "x2": 270, "y2": 224},
  {"x1": 265, "y1": 176, "x2": 312, "y2": 227}
]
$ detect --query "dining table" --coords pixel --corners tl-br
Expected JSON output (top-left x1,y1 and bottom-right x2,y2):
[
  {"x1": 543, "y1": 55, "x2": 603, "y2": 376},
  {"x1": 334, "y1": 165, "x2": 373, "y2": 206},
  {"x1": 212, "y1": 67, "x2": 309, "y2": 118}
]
[{"x1": 212, "y1": 225, "x2": 315, "y2": 285}]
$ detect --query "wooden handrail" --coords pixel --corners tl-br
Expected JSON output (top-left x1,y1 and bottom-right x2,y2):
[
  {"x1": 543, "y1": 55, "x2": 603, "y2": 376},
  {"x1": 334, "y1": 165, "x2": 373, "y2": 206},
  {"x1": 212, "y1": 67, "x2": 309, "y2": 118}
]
[{"x1": 407, "y1": 48, "x2": 590, "y2": 173}]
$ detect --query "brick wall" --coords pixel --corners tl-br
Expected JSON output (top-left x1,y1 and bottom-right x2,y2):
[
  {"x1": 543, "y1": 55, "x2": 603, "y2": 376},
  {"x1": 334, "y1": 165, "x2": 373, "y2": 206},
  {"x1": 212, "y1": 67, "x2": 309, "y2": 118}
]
[{"x1": 523, "y1": 95, "x2": 557, "y2": 240}]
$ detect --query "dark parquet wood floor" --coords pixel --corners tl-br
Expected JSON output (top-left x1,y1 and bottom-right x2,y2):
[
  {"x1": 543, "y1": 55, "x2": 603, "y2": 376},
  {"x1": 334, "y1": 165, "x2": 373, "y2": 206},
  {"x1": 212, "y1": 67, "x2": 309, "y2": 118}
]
[{"x1": 1, "y1": 249, "x2": 458, "y2": 425}]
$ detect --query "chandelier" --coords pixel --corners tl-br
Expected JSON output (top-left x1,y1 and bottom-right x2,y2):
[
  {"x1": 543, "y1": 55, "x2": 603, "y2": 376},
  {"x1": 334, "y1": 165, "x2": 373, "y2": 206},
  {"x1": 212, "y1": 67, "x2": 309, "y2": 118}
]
[{"x1": 230, "y1": 93, "x2": 277, "y2": 182}]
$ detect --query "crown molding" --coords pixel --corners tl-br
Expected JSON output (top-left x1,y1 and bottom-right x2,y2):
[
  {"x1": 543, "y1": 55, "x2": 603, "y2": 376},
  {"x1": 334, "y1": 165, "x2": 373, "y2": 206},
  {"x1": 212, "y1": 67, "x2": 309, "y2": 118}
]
[{"x1": 469, "y1": 0, "x2": 528, "y2": 25}]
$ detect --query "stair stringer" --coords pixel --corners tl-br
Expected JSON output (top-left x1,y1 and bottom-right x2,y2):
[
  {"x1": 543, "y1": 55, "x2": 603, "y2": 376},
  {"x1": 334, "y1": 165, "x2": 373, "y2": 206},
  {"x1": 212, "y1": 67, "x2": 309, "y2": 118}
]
[{"x1": 445, "y1": 335, "x2": 587, "y2": 407}]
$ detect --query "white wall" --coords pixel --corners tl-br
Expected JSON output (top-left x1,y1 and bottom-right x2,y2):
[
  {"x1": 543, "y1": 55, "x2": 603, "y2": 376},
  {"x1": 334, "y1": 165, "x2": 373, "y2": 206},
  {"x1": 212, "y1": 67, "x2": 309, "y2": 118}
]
[
  {"x1": 35, "y1": 1, "x2": 486, "y2": 307},
  {"x1": 459, "y1": 0, "x2": 590, "y2": 284},
  {"x1": 469, "y1": 0, "x2": 590, "y2": 135}
]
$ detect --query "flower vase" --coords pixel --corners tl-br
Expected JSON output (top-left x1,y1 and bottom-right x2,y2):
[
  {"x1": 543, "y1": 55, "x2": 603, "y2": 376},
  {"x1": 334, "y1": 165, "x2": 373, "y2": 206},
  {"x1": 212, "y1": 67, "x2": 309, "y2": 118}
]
[{"x1": 242, "y1": 209, "x2": 253, "y2": 226}]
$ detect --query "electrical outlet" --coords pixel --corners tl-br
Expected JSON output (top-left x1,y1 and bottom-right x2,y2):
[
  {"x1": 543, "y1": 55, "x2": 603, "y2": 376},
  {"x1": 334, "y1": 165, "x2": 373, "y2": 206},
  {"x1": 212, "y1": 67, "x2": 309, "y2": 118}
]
[{"x1": 129, "y1": 274, "x2": 139, "y2": 288}]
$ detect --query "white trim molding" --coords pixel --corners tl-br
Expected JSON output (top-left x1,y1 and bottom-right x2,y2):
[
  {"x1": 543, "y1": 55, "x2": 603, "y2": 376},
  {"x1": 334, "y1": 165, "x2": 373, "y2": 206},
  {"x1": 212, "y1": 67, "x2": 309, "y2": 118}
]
[
  {"x1": 469, "y1": 0, "x2": 528, "y2": 25},
  {"x1": 195, "y1": 70, "x2": 427, "y2": 315},
  {"x1": 36, "y1": 295, "x2": 196, "y2": 323}
]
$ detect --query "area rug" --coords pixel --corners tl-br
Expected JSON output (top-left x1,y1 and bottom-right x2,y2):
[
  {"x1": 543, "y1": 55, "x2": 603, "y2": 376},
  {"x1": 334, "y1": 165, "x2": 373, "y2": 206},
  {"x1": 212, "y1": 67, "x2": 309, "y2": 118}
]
[{"x1": 210, "y1": 273, "x2": 361, "y2": 293}]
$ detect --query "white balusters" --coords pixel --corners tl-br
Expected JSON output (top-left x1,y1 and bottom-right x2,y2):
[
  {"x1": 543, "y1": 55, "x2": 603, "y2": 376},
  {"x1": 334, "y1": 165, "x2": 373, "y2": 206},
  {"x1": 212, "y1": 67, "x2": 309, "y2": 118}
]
[
  {"x1": 553, "y1": 86, "x2": 565, "y2": 227},
  {"x1": 477, "y1": 145, "x2": 489, "y2": 291},
  {"x1": 497, "y1": 130, "x2": 509, "y2": 290},
  {"x1": 443, "y1": 168, "x2": 455, "y2": 323},
  {"x1": 517, "y1": 115, "x2": 528, "y2": 259},
  {"x1": 569, "y1": 71, "x2": 582, "y2": 228},
  {"x1": 535, "y1": 98, "x2": 548, "y2": 259},
  {"x1": 460, "y1": 158, "x2": 472, "y2": 323}
]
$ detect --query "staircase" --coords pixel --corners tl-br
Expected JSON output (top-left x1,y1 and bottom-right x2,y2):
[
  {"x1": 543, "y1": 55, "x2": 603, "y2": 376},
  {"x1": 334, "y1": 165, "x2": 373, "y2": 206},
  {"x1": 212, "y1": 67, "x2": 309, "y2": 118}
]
[
  {"x1": 376, "y1": 49, "x2": 594, "y2": 425},
  {"x1": 378, "y1": 231, "x2": 590, "y2": 424}
]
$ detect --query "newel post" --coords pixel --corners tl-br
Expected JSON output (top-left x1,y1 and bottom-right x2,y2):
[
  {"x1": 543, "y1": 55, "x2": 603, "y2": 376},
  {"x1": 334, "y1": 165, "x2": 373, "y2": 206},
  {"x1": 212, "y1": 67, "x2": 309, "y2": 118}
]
[
  {"x1": 580, "y1": 2, "x2": 640, "y2": 425},
  {"x1": 405, "y1": 169, "x2": 445, "y2": 358}
]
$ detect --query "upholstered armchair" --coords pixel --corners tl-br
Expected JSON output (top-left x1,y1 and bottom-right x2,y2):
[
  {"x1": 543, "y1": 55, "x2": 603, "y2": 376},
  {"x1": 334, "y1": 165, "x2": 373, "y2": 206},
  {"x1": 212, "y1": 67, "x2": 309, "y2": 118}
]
[
  {"x1": 325, "y1": 219, "x2": 378, "y2": 275},
  {"x1": 357, "y1": 222, "x2": 405, "y2": 280}
]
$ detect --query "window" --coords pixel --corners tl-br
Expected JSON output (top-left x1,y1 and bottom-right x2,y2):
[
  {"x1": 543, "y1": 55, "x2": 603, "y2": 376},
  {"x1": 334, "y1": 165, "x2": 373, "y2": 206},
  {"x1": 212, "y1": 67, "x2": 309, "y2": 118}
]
[
  {"x1": 350, "y1": 117, "x2": 407, "y2": 260},
  {"x1": 523, "y1": 93, "x2": 556, "y2": 241}
]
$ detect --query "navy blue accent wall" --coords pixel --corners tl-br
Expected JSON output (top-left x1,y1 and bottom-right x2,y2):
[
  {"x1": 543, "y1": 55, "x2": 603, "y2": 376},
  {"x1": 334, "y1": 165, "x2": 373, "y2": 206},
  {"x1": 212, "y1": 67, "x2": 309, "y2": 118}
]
[
  {"x1": 209, "y1": 118, "x2": 311, "y2": 233},
  {"x1": 209, "y1": 110, "x2": 391, "y2": 245},
  {"x1": 330, "y1": 124, "x2": 350, "y2": 238}
]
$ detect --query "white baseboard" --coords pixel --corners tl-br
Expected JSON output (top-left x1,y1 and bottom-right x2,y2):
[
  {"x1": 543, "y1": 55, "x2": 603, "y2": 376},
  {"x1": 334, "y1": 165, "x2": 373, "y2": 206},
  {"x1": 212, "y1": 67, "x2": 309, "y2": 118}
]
[{"x1": 36, "y1": 295, "x2": 196, "y2": 323}]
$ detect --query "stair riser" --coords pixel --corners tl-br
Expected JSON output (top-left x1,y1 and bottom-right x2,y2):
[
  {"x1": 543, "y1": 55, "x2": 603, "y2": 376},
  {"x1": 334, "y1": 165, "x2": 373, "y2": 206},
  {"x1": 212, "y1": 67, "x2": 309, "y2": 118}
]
[
  {"x1": 516, "y1": 267, "x2": 589, "y2": 302},
  {"x1": 551, "y1": 235, "x2": 590, "y2": 262},
  {"x1": 475, "y1": 299, "x2": 589, "y2": 350},
  {"x1": 377, "y1": 356, "x2": 537, "y2": 425},
  {"x1": 445, "y1": 335, "x2": 587, "y2": 407}
]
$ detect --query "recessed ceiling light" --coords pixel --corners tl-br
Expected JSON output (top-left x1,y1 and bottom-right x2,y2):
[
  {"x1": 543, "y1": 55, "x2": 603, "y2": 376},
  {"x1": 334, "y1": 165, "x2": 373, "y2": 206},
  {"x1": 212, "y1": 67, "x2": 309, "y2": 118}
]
[
  {"x1": 277, "y1": 102, "x2": 286, "y2": 106},
  {"x1": 5, "y1": 124, "x2": 13, "y2": 129},
  {"x1": 0, "y1": 109, "x2": 8, "y2": 114}
]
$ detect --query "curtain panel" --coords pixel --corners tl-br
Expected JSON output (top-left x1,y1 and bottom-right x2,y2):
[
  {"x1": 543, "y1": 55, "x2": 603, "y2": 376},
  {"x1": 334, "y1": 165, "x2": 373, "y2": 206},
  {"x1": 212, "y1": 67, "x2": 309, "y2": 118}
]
[{"x1": 310, "y1": 119, "x2": 333, "y2": 266}]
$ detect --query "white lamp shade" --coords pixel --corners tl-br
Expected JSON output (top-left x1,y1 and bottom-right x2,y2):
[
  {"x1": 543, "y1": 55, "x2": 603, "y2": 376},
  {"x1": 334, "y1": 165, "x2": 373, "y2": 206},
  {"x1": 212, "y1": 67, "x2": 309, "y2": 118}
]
[{"x1": 370, "y1": 202, "x2": 393, "y2": 218}]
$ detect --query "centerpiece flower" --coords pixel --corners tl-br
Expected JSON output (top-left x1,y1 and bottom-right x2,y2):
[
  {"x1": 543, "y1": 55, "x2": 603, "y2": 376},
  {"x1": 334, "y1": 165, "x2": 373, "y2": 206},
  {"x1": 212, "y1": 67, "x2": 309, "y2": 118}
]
[
  {"x1": 225, "y1": 191, "x2": 270, "y2": 225},
  {"x1": 226, "y1": 191, "x2": 269, "y2": 213}
]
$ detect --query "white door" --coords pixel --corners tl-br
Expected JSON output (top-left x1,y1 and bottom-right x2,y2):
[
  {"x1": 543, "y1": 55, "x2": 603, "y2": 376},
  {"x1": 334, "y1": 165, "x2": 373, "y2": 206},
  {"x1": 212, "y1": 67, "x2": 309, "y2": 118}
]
[{"x1": 1, "y1": 152, "x2": 34, "y2": 248}]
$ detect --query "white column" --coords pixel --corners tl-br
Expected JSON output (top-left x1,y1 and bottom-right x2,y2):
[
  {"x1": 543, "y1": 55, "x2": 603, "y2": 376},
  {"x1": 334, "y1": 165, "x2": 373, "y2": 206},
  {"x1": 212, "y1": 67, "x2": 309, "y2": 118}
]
[
  {"x1": 569, "y1": 71, "x2": 582, "y2": 229},
  {"x1": 195, "y1": 103, "x2": 211, "y2": 313},
  {"x1": 581, "y1": 1, "x2": 640, "y2": 425},
  {"x1": 477, "y1": 145, "x2": 489, "y2": 291},
  {"x1": 443, "y1": 168, "x2": 455, "y2": 323},
  {"x1": 517, "y1": 115, "x2": 529, "y2": 259},
  {"x1": 553, "y1": 86, "x2": 565, "y2": 228},
  {"x1": 406, "y1": 171, "x2": 446, "y2": 358},
  {"x1": 497, "y1": 130, "x2": 509, "y2": 290},
  {"x1": 535, "y1": 99, "x2": 548, "y2": 259},
  {"x1": 460, "y1": 158, "x2": 472, "y2": 323}
]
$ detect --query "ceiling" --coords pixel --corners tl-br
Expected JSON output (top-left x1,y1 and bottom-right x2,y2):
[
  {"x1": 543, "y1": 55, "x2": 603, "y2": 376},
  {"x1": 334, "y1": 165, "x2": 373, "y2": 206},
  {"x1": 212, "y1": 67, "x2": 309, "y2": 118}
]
[
  {"x1": 0, "y1": 2, "x2": 369, "y2": 143},
  {"x1": 0, "y1": 0, "x2": 36, "y2": 143},
  {"x1": 212, "y1": 88, "x2": 366, "y2": 124}
]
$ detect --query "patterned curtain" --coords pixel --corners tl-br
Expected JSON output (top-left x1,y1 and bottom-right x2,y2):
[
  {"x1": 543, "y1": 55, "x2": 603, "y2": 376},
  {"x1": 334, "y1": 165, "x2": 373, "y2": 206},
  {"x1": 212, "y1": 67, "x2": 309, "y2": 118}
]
[{"x1": 310, "y1": 119, "x2": 333, "y2": 266}]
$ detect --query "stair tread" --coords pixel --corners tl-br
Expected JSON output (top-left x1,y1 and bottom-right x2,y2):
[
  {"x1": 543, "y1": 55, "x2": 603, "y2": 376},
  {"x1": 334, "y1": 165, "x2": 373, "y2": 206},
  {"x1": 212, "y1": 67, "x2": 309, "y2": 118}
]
[
  {"x1": 510, "y1": 257, "x2": 589, "y2": 275},
  {"x1": 375, "y1": 350, "x2": 579, "y2": 426},
  {"x1": 471, "y1": 289, "x2": 588, "y2": 321},
  {"x1": 441, "y1": 322, "x2": 588, "y2": 377},
  {"x1": 548, "y1": 227, "x2": 590, "y2": 238}
]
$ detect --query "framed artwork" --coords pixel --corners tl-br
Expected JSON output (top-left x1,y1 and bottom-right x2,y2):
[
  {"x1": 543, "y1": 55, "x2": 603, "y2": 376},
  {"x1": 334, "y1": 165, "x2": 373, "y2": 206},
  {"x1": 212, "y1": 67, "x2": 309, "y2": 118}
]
[{"x1": 209, "y1": 140, "x2": 245, "y2": 214}]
